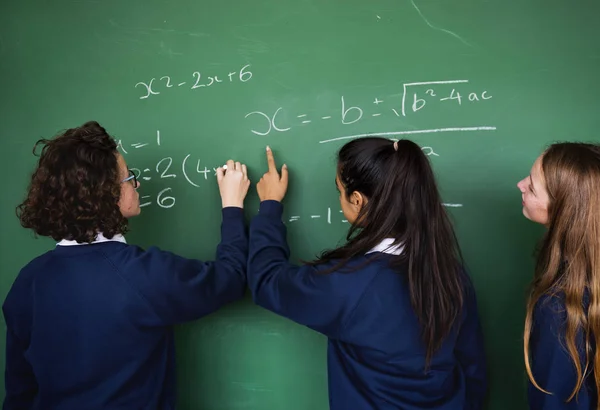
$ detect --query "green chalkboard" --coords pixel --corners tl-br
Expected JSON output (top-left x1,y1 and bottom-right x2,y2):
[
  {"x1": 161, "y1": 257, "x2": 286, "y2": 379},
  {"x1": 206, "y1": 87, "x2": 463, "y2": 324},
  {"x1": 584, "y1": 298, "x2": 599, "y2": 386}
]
[{"x1": 1, "y1": 0, "x2": 599, "y2": 408}]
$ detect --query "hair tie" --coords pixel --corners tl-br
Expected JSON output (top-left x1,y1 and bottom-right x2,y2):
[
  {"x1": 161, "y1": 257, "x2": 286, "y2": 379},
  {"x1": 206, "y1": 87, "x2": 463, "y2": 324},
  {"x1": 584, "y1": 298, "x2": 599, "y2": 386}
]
[{"x1": 393, "y1": 141, "x2": 398, "y2": 151}]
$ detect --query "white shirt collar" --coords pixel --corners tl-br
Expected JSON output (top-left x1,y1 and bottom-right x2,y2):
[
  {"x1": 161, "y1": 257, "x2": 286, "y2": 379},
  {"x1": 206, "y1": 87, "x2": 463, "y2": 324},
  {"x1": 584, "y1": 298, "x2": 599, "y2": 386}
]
[
  {"x1": 57, "y1": 233, "x2": 127, "y2": 247},
  {"x1": 366, "y1": 238, "x2": 404, "y2": 255}
]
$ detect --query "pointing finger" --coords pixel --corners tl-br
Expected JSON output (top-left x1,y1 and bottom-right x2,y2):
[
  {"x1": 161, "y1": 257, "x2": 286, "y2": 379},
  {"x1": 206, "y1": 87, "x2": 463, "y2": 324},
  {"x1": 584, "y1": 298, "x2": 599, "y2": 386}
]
[
  {"x1": 280, "y1": 164, "x2": 289, "y2": 185},
  {"x1": 266, "y1": 146, "x2": 277, "y2": 174}
]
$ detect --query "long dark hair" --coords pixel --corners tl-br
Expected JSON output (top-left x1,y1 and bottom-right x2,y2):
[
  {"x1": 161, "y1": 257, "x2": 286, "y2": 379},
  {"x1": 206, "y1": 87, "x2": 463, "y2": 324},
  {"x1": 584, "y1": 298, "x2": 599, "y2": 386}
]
[{"x1": 309, "y1": 137, "x2": 465, "y2": 363}]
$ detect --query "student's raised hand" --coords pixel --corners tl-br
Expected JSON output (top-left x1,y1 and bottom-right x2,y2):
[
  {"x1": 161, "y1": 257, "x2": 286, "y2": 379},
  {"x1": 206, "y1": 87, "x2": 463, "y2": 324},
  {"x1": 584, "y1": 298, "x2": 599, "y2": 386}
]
[
  {"x1": 216, "y1": 160, "x2": 250, "y2": 208},
  {"x1": 257, "y1": 146, "x2": 288, "y2": 202}
]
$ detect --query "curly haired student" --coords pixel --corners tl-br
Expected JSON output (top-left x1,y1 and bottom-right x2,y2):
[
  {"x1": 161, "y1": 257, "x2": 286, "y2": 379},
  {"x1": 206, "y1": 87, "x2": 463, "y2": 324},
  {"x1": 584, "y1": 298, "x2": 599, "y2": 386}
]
[{"x1": 3, "y1": 121, "x2": 251, "y2": 409}]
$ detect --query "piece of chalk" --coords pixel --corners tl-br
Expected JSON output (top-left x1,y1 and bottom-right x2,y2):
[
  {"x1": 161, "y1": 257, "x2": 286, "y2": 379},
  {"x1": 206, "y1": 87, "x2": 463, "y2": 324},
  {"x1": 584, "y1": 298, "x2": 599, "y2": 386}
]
[{"x1": 222, "y1": 165, "x2": 228, "y2": 170}]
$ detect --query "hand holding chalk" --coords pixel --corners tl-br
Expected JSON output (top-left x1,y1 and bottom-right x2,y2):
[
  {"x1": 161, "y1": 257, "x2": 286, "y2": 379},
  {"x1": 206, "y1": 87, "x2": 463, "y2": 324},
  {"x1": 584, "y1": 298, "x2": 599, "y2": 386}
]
[{"x1": 216, "y1": 159, "x2": 250, "y2": 209}]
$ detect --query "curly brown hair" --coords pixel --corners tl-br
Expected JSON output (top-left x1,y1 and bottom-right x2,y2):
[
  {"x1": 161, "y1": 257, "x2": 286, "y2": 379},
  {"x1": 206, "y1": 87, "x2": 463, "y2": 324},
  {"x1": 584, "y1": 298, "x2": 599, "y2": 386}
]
[{"x1": 17, "y1": 121, "x2": 128, "y2": 243}]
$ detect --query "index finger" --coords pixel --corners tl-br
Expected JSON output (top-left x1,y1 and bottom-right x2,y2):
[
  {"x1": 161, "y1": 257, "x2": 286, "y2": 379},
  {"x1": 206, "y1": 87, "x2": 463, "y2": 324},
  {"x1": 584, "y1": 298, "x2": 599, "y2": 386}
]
[{"x1": 266, "y1": 146, "x2": 277, "y2": 173}]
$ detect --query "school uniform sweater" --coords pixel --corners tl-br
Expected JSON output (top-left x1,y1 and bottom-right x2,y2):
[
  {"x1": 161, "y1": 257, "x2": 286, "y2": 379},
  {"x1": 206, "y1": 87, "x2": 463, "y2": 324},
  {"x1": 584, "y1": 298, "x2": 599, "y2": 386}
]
[
  {"x1": 247, "y1": 200, "x2": 487, "y2": 410},
  {"x1": 2, "y1": 207, "x2": 247, "y2": 410},
  {"x1": 528, "y1": 294, "x2": 597, "y2": 409}
]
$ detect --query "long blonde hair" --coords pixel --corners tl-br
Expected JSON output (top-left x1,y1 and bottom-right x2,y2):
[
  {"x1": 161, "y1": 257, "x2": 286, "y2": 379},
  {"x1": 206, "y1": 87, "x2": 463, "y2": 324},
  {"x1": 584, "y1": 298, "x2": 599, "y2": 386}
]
[{"x1": 524, "y1": 142, "x2": 600, "y2": 405}]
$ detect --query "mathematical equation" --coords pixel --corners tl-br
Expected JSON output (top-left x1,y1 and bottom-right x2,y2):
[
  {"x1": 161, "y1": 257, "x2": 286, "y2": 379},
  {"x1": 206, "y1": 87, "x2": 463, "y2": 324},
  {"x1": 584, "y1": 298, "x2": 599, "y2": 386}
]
[
  {"x1": 135, "y1": 64, "x2": 253, "y2": 100},
  {"x1": 129, "y1": 150, "x2": 442, "y2": 209},
  {"x1": 117, "y1": 131, "x2": 442, "y2": 209},
  {"x1": 284, "y1": 203, "x2": 463, "y2": 225},
  {"x1": 244, "y1": 79, "x2": 492, "y2": 136},
  {"x1": 130, "y1": 155, "x2": 222, "y2": 208}
]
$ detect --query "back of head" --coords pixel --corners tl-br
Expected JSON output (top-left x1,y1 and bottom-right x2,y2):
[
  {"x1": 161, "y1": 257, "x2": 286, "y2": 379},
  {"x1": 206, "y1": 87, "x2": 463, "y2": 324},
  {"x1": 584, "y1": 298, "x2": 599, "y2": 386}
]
[
  {"x1": 317, "y1": 137, "x2": 465, "y2": 363},
  {"x1": 525, "y1": 142, "x2": 600, "y2": 401},
  {"x1": 336, "y1": 138, "x2": 449, "y2": 247},
  {"x1": 17, "y1": 121, "x2": 127, "y2": 243}
]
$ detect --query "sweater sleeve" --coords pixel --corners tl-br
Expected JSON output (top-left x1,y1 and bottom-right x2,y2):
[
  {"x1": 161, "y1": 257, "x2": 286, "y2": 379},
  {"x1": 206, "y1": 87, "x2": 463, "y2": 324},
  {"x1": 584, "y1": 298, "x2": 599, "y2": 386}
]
[
  {"x1": 2, "y1": 272, "x2": 38, "y2": 409},
  {"x1": 246, "y1": 200, "x2": 358, "y2": 339},
  {"x1": 120, "y1": 207, "x2": 248, "y2": 325}
]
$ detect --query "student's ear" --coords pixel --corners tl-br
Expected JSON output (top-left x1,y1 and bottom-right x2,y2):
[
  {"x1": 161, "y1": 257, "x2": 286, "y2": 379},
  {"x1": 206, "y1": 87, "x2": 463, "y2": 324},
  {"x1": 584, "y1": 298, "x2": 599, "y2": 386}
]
[{"x1": 351, "y1": 191, "x2": 366, "y2": 212}]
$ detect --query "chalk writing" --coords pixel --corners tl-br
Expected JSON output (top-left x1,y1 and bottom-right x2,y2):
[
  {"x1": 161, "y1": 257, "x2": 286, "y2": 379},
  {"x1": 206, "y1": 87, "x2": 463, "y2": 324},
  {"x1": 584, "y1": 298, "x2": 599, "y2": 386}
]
[
  {"x1": 117, "y1": 131, "x2": 161, "y2": 155},
  {"x1": 245, "y1": 79, "x2": 494, "y2": 137},
  {"x1": 139, "y1": 195, "x2": 152, "y2": 208},
  {"x1": 245, "y1": 107, "x2": 290, "y2": 136},
  {"x1": 135, "y1": 64, "x2": 253, "y2": 99},
  {"x1": 285, "y1": 203, "x2": 462, "y2": 224},
  {"x1": 126, "y1": 144, "x2": 441, "y2": 210},
  {"x1": 318, "y1": 128, "x2": 496, "y2": 144},
  {"x1": 157, "y1": 188, "x2": 176, "y2": 209},
  {"x1": 136, "y1": 185, "x2": 459, "y2": 213},
  {"x1": 138, "y1": 189, "x2": 175, "y2": 209},
  {"x1": 119, "y1": 128, "x2": 443, "y2": 210}
]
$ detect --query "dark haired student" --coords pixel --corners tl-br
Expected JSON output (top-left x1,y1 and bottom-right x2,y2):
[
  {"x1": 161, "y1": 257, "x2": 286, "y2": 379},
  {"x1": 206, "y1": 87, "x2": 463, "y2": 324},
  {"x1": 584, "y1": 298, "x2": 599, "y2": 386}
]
[
  {"x1": 3, "y1": 121, "x2": 250, "y2": 409},
  {"x1": 247, "y1": 139, "x2": 487, "y2": 409}
]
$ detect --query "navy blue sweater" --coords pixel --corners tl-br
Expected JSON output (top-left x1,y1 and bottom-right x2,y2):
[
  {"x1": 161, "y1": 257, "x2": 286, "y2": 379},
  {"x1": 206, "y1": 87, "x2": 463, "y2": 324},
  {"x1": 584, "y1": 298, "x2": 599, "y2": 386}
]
[
  {"x1": 2, "y1": 208, "x2": 247, "y2": 410},
  {"x1": 247, "y1": 201, "x2": 487, "y2": 410},
  {"x1": 528, "y1": 294, "x2": 597, "y2": 409}
]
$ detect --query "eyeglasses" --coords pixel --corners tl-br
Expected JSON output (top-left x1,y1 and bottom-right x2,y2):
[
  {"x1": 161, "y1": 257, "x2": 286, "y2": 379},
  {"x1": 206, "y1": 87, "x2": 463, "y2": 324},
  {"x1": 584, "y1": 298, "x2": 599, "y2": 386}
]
[{"x1": 121, "y1": 169, "x2": 138, "y2": 188}]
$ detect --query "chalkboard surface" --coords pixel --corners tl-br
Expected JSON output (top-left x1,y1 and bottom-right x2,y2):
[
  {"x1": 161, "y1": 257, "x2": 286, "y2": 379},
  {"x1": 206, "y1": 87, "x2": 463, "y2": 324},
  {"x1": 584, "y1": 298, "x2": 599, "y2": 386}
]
[{"x1": 1, "y1": 0, "x2": 599, "y2": 408}]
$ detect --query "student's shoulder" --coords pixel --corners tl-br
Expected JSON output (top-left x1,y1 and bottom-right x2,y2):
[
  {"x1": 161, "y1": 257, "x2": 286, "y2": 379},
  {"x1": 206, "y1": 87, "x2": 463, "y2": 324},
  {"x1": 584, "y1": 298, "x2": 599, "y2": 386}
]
[
  {"x1": 16, "y1": 250, "x2": 56, "y2": 282},
  {"x1": 101, "y1": 242, "x2": 154, "y2": 261},
  {"x1": 102, "y1": 242, "x2": 189, "y2": 271},
  {"x1": 312, "y1": 254, "x2": 378, "y2": 274},
  {"x1": 4, "y1": 250, "x2": 54, "y2": 309}
]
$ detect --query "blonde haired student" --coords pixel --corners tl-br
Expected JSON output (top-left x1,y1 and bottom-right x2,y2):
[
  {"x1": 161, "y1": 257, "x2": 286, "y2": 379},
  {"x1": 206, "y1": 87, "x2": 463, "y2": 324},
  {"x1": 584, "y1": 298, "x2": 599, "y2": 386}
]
[{"x1": 519, "y1": 142, "x2": 600, "y2": 409}]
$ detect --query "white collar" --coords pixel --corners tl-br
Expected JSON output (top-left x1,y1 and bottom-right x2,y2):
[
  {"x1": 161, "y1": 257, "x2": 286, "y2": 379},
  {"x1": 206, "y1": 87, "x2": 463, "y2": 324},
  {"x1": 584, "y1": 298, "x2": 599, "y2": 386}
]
[
  {"x1": 57, "y1": 233, "x2": 127, "y2": 247},
  {"x1": 366, "y1": 238, "x2": 403, "y2": 255}
]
